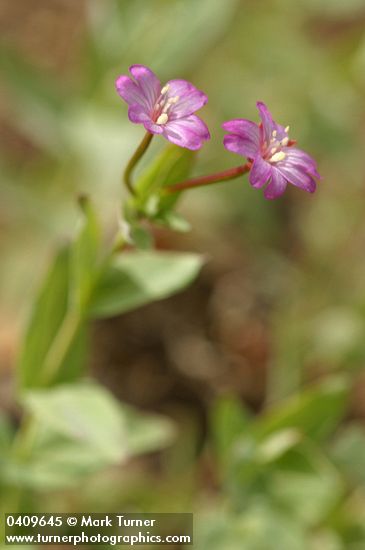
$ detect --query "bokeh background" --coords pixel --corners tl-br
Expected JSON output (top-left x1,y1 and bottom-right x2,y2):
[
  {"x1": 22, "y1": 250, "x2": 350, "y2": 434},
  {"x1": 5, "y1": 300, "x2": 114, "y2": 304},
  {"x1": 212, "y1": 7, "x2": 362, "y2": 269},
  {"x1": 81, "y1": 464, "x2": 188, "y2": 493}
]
[{"x1": 2, "y1": 0, "x2": 365, "y2": 548}]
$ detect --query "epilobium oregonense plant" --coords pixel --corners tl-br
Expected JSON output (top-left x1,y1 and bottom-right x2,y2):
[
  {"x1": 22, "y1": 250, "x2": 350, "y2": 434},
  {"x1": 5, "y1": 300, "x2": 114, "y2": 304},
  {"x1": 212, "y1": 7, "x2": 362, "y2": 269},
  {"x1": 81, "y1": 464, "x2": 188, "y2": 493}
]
[
  {"x1": 7, "y1": 66, "x2": 323, "y2": 517},
  {"x1": 116, "y1": 65, "x2": 321, "y2": 228}
]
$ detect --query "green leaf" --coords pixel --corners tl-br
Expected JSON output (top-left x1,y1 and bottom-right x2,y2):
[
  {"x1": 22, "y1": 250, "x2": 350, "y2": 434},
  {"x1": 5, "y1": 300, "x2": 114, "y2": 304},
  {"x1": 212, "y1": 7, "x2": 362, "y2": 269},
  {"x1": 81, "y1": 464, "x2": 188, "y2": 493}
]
[
  {"x1": 17, "y1": 246, "x2": 71, "y2": 389},
  {"x1": 121, "y1": 405, "x2": 175, "y2": 456},
  {"x1": 129, "y1": 223, "x2": 154, "y2": 250},
  {"x1": 332, "y1": 425, "x2": 365, "y2": 485},
  {"x1": 3, "y1": 433, "x2": 105, "y2": 490},
  {"x1": 0, "y1": 412, "x2": 12, "y2": 486},
  {"x1": 0, "y1": 412, "x2": 12, "y2": 452},
  {"x1": 90, "y1": 250, "x2": 204, "y2": 318},
  {"x1": 210, "y1": 396, "x2": 251, "y2": 467},
  {"x1": 196, "y1": 505, "x2": 309, "y2": 550},
  {"x1": 71, "y1": 197, "x2": 101, "y2": 313},
  {"x1": 269, "y1": 466, "x2": 342, "y2": 527},
  {"x1": 255, "y1": 376, "x2": 350, "y2": 443},
  {"x1": 267, "y1": 440, "x2": 344, "y2": 527},
  {"x1": 132, "y1": 145, "x2": 195, "y2": 219},
  {"x1": 22, "y1": 384, "x2": 128, "y2": 462},
  {"x1": 157, "y1": 211, "x2": 192, "y2": 233},
  {"x1": 17, "y1": 244, "x2": 88, "y2": 388},
  {"x1": 7, "y1": 383, "x2": 175, "y2": 490}
]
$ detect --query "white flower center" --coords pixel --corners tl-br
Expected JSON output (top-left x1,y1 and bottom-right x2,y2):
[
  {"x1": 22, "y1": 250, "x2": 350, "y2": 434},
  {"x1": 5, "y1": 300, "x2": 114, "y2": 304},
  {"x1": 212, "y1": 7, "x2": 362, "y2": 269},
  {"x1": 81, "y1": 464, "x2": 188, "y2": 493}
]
[
  {"x1": 270, "y1": 151, "x2": 286, "y2": 163},
  {"x1": 153, "y1": 84, "x2": 180, "y2": 125},
  {"x1": 156, "y1": 113, "x2": 169, "y2": 125},
  {"x1": 266, "y1": 127, "x2": 290, "y2": 163}
]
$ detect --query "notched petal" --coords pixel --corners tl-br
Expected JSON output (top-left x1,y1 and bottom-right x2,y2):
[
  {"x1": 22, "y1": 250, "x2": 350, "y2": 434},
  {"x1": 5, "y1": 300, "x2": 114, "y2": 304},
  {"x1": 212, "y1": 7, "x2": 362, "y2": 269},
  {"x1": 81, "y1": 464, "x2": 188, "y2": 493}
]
[
  {"x1": 166, "y1": 80, "x2": 208, "y2": 119},
  {"x1": 163, "y1": 115, "x2": 210, "y2": 150}
]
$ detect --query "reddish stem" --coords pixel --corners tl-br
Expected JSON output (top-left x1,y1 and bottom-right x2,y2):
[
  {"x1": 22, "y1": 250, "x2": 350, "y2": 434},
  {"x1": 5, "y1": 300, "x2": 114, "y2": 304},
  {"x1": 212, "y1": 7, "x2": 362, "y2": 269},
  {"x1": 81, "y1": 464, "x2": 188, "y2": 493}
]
[{"x1": 164, "y1": 162, "x2": 252, "y2": 194}]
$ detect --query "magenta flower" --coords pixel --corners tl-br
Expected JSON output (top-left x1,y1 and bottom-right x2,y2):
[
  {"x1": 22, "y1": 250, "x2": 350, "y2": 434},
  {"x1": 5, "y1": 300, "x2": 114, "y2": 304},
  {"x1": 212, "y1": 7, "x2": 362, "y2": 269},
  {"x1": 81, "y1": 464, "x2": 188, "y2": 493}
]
[
  {"x1": 222, "y1": 102, "x2": 321, "y2": 199},
  {"x1": 116, "y1": 65, "x2": 210, "y2": 151}
]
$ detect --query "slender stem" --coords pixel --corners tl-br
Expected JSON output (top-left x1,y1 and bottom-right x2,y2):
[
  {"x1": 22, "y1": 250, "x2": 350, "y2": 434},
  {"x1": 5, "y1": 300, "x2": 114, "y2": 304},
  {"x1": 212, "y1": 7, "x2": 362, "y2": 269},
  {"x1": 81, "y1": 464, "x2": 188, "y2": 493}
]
[
  {"x1": 40, "y1": 309, "x2": 81, "y2": 386},
  {"x1": 164, "y1": 162, "x2": 252, "y2": 193},
  {"x1": 40, "y1": 234, "x2": 126, "y2": 387},
  {"x1": 123, "y1": 132, "x2": 153, "y2": 195},
  {"x1": 9, "y1": 413, "x2": 39, "y2": 512}
]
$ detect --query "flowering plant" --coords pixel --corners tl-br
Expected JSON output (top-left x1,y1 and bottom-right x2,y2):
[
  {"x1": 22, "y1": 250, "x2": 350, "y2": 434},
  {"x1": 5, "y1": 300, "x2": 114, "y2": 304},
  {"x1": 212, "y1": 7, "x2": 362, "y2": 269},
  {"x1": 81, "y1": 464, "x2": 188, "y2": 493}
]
[
  {"x1": 3, "y1": 63, "x2": 323, "y2": 522},
  {"x1": 115, "y1": 65, "x2": 320, "y2": 215}
]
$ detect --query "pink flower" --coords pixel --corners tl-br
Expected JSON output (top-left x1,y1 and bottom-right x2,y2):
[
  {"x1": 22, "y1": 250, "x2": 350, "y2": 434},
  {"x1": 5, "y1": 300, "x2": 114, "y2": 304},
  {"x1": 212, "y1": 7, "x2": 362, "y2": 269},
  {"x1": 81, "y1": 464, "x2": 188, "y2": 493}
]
[
  {"x1": 116, "y1": 65, "x2": 210, "y2": 151},
  {"x1": 223, "y1": 102, "x2": 321, "y2": 199}
]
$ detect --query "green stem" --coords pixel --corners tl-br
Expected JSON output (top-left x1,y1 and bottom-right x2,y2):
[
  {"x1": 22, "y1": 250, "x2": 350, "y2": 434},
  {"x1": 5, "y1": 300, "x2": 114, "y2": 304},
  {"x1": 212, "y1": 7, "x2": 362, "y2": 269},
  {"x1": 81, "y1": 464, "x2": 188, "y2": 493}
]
[
  {"x1": 9, "y1": 414, "x2": 39, "y2": 512},
  {"x1": 39, "y1": 230, "x2": 126, "y2": 388},
  {"x1": 12, "y1": 414, "x2": 38, "y2": 461},
  {"x1": 123, "y1": 132, "x2": 153, "y2": 195},
  {"x1": 164, "y1": 162, "x2": 252, "y2": 193},
  {"x1": 40, "y1": 309, "x2": 81, "y2": 386}
]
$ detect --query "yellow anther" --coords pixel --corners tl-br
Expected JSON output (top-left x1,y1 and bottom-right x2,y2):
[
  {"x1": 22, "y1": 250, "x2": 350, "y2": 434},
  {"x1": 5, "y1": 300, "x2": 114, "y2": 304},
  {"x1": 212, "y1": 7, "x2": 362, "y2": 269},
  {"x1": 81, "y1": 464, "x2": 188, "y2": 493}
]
[
  {"x1": 272, "y1": 130, "x2": 277, "y2": 137},
  {"x1": 270, "y1": 151, "x2": 286, "y2": 163},
  {"x1": 285, "y1": 125, "x2": 290, "y2": 133},
  {"x1": 168, "y1": 95, "x2": 180, "y2": 104},
  {"x1": 281, "y1": 137, "x2": 289, "y2": 146},
  {"x1": 161, "y1": 84, "x2": 170, "y2": 95},
  {"x1": 156, "y1": 113, "x2": 169, "y2": 125}
]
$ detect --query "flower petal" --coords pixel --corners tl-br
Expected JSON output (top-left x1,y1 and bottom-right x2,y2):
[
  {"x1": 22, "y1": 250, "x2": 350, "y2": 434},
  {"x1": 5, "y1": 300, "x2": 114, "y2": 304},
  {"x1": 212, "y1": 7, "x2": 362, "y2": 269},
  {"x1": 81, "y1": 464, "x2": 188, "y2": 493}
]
[
  {"x1": 162, "y1": 115, "x2": 210, "y2": 150},
  {"x1": 143, "y1": 120, "x2": 164, "y2": 134},
  {"x1": 223, "y1": 133, "x2": 259, "y2": 159},
  {"x1": 128, "y1": 104, "x2": 150, "y2": 124},
  {"x1": 256, "y1": 101, "x2": 289, "y2": 143},
  {"x1": 249, "y1": 155, "x2": 272, "y2": 188},
  {"x1": 129, "y1": 64, "x2": 161, "y2": 110},
  {"x1": 277, "y1": 164, "x2": 317, "y2": 193},
  {"x1": 166, "y1": 80, "x2": 208, "y2": 119},
  {"x1": 283, "y1": 147, "x2": 321, "y2": 178},
  {"x1": 264, "y1": 168, "x2": 287, "y2": 199},
  {"x1": 115, "y1": 75, "x2": 150, "y2": 110},
  {"x1": 222, "y1": 119, "x2": 260, "y2": 145},
  {"x1": 256, "y1": 102, "x2": 276, "y2": 143}
]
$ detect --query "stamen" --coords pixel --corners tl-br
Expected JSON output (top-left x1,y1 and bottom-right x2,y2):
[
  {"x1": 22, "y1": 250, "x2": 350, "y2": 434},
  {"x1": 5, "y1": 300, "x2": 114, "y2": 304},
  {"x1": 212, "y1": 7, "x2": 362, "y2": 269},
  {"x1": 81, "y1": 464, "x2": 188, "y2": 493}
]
[
  {"x1": 270, "y1": 151, "x2": 286, "y2": 163},
  {"x1": 272, "y1": 130, "x2": 277, "y2": 137},
  {"x1": 156, "y1": 113, "x2": 168, "y2": 125},
  {"x1": 161, "y1": 84, "x2": 170, "y2": 95},
  {"x1": 281, "y1": 137, "x2": 289, "y2": 146},
  {"x1": 285, "y1": 125, "x2": 290, "y2": 133},
  {"x1": 169, "y1": 95, "x2": 179, "y2": 104}
]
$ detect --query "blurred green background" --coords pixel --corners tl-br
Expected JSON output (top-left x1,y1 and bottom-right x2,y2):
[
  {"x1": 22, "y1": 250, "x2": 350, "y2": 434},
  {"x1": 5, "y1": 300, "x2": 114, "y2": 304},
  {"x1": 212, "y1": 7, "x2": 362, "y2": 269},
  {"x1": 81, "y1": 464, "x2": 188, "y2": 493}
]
[{"x1": 1, "y1": 0, "x2": 365, "y2": 548}]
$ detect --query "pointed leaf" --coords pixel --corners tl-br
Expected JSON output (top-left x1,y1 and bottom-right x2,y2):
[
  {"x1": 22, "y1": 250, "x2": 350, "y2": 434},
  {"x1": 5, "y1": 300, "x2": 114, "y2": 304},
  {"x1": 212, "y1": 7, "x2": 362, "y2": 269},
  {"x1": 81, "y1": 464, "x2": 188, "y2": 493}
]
[{"x1": 90, "y1": 251, "x2": 204, "y2": 318}]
